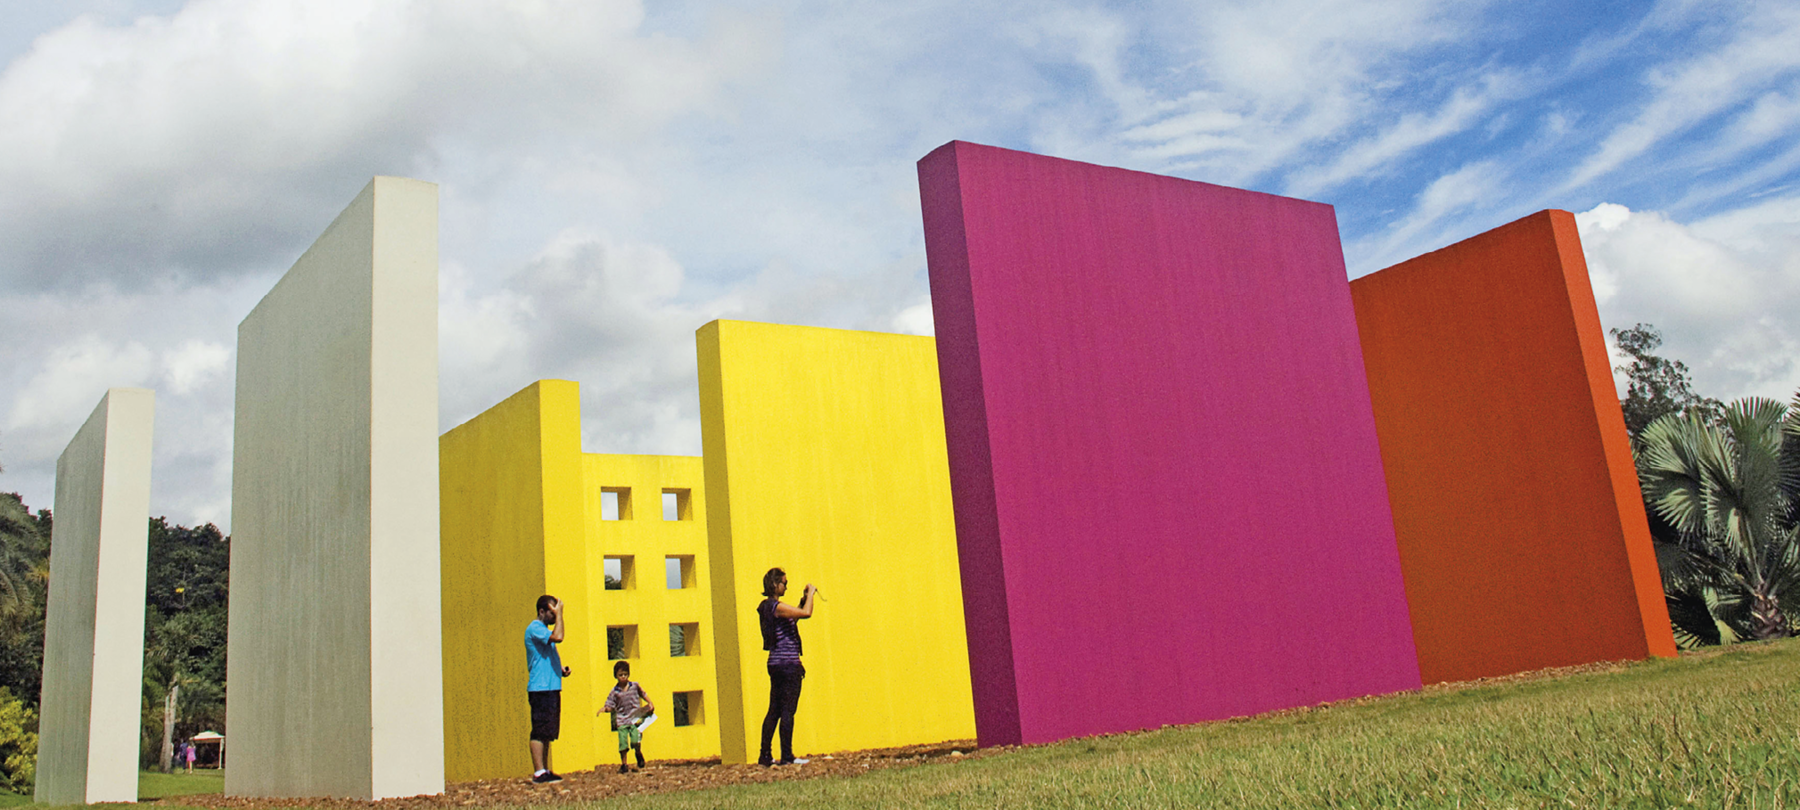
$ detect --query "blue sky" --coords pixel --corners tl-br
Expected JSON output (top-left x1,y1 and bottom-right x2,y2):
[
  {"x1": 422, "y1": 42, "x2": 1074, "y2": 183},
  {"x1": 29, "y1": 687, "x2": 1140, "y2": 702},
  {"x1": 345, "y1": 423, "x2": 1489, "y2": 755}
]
[{"x1": 2, "y1": 0, "x2": 1797, "y2": 528}]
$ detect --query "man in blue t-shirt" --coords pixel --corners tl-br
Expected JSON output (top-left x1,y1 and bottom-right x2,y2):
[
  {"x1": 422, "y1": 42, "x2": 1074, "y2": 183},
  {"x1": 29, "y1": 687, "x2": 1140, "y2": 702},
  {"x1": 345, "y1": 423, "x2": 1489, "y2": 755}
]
[{"x1": 526, "y1": 594, "x2": 571, "y2": 784}]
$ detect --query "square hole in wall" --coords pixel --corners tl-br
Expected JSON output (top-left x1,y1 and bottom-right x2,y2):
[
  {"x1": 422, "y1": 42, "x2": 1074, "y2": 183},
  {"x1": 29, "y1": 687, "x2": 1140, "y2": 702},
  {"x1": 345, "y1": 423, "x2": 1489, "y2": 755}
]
[
  {"x1": 669, "y1": 622, "x2": 699, "y2": 657},
  {"x1": 601, "y1": 487, "x2": 633, "y2": 521},
  {"x1": 665, "y1": 555, "x2": 695, "y2": 589},
  {"x1": 603, "y1": 555, "x2": 634, "y2": 590},
  {"x1": 606, "y1": 625, "x2": 638, "y2": 660},
  {"x1": 662, "y1": 489, "x2": 691, "y2": 520},
  {"x1": 672, "y1": 691, "x2": 702, "y2": 727}
]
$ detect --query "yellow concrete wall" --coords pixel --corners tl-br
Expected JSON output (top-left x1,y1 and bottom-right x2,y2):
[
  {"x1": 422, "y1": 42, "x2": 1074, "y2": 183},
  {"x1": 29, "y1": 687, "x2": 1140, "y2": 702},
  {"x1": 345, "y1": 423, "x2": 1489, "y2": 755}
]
[
  {"x1": 582, "y1": 454, "x2": 720, "y2": 761},
  {"x1": 439, "y1": 380, "x2": 600, "y2": 781},
  {"x1": 697, "y1": 320, "x2": 976, "y2": 764}
]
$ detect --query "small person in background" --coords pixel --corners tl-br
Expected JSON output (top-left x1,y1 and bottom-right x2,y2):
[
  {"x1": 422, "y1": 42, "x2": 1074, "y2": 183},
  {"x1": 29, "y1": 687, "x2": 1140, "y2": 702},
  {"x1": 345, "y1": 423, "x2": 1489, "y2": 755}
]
[
  {"x1": 600, "y1": 660, "x2": 654, "y2": 773},
  {"x1": 183, "y1": 741, "x2": 196, "y2": 773}
]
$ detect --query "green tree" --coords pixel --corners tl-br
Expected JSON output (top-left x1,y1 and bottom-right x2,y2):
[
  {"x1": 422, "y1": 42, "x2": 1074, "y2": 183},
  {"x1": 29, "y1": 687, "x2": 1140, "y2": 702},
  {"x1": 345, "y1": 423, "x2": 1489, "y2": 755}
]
[
  {"x1": 0, "y1": 494, "x2": 49, "y2": 710},
  {"x1": 0, "y1": 687, "x2": 36, "y2": 791},
  {"x1": 138, "y1": 518, "x2": 229, "y2": 766},
  {"x1": 1637, "y1": 398, "x2": 1800, "y2": 646},
  {"x1": 1611, "y1": 323, "x2": 1723, "y2": 443}
]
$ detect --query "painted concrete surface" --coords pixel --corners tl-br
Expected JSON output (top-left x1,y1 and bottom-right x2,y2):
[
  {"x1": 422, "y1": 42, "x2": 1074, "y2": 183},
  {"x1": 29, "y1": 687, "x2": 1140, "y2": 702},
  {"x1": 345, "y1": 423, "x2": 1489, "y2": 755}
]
[
  {"x1": 439, "y1": 380, "x2": 596, "y2": 780},
  {"x1": 697, "y1": 320, "x2": 976, "y2": 764},
  {"x1": 439, "y1": 380, "x2": 720, "y2": 778},
  {"x1": 228, "y1": 177, "x2": 443, "y2": 800},
  {"x1": 582, "y1": 452, "x2": 718, "y2": 762},
  {"x1": 918, "y1": 141, "x2": 1421, "y2": 748},
  {"x1": 1351, "y1": 209, "x2": 1677, "y2": 684},
  {"x1": 36, "y1": 388, "x2": 154, "y2": 805}
]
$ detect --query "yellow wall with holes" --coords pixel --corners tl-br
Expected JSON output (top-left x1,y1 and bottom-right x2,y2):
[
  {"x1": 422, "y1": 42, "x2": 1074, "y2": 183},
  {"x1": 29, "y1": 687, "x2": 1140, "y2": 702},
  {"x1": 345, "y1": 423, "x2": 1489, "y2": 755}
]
[
  {"x1": 440, "y1": 381, "x2": 720, "y2": 779},
  {"x1": 582, "y1": 453, "x2": 719, "y2": 761},
  {"x1": 697, "y1": 320, "x2": 977, "y2": 764}
]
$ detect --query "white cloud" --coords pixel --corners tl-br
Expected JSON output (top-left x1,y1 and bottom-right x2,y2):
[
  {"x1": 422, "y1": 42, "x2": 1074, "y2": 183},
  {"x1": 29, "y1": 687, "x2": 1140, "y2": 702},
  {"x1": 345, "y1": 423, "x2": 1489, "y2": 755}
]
[
  {"x1": 1577, "y1": 199, "x2": 1800, "y2": 403},
  {"x1": 1562, "y1": 0, "x2": 1800, "y2": 191},
  {"x1": 160, "y1": 339, "x2": 229, "y2": 395},
  {"x1": 0, "y1": 0, "x2": 768, "y2": 290},
  {"x1": 6, "y1": 335, "x2": 154, "y2": 437},
  {"x1": 891, "y1": 301, "x2": 934, "y2": 336}
]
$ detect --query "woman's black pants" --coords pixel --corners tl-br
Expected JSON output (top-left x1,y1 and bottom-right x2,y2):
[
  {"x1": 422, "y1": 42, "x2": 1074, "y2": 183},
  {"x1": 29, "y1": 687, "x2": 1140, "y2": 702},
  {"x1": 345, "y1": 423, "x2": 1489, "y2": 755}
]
[{"x1": 759, "y1": 663, "x2": 805, "y2": 763}]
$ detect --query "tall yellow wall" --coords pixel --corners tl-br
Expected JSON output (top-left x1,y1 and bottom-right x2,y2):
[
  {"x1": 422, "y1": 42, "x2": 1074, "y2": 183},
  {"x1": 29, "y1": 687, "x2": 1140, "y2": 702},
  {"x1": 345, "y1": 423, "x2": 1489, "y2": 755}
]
[
  {"x1": 697, "y1": 320, "x2": 976, "y2": 764},
  {"x1": 582, "y1": 454, "x2": 720, "y2": 761},
  {"x1": 439, "y1": 380, "x2": 600, "y2": 781}
]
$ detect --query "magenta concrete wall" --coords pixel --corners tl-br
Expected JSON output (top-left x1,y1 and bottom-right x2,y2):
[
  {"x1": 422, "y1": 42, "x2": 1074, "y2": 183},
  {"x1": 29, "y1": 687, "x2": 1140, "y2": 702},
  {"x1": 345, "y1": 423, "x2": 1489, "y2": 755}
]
[{"x1": 917, "y1": 140, "x2": 1422, "y2": 747}]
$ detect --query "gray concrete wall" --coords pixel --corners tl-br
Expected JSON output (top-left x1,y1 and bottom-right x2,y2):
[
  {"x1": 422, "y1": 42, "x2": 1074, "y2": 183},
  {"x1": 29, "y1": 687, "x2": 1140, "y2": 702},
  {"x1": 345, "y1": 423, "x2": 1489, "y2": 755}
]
[
  {"x1": 227, "y1": 177, "x2": 444, "y2": 800},
  {"x1": 36, "y1": 388, "x2": 154, "y2": 805}
]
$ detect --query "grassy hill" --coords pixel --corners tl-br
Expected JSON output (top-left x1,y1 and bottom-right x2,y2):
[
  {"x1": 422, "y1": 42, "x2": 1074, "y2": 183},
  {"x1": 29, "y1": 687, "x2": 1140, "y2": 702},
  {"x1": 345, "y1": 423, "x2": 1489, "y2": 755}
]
[{"x1": 594, "y1": 638, "x2": 1800, "y2": 809}]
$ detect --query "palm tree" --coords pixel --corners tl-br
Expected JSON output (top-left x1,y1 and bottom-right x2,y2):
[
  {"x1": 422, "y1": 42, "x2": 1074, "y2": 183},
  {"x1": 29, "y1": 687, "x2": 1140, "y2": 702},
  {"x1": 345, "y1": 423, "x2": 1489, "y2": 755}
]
[{"x1": 1637, "y1": 398, "x2": 1800, "y2": 645}]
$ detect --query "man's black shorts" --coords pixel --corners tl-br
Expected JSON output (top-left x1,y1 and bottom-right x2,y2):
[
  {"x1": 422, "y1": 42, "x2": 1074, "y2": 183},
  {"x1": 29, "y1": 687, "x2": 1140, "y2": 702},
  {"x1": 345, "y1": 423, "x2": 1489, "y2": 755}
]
[{"x1": 528, "y1": 690, "x2": 561, "y2": 742}]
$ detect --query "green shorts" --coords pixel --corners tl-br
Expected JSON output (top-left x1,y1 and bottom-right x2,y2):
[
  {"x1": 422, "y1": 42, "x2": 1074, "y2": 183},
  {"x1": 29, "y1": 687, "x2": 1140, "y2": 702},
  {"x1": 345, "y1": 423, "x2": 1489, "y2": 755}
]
[{"x1": 616, "y1": 725, "x2": 642, "y2": 751}]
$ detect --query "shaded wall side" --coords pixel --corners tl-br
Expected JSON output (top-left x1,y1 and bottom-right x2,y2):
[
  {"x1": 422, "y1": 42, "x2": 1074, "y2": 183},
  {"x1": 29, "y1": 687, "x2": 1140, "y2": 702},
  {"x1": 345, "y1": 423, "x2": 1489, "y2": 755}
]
[
  {"x1": 919, "y1": 144, "x2": 1021, "y2": 748},
  {"x1": 701, "y1": 320, "x2": 976, "y2": 760},
  {"x1": 931, "y1": 141, "x2": 1419, "y2": 745},
  {"x1": 367, "y1": 177, "x2": 446, "y2": 799},
  {"x1": 582, "y1": 454, "x2": 719, "y2": 761},
  {"x1": 37, "y1": 395, "x2": 110, "y2": 805},
  {"x1": 439, "y1": 382, "x2": 553, "y2": 782},
  {"x1": 227, "y1": 180, "x2": 379, "y2": 799},
  {"x1": 535, "y1": 384, "x2": 598, "y2": 772},
  {"x1": 84, "y1": 389, "x2": 155, "y2": 803},
  {"x1": 1549, "y1": 213, "x2": 1677, "y2": 659},
  {"x1": 696, "y1": 323, "x2": 748, "y2": 763},
  {"x1": 1349, "y1": 209, "x2": 1669, "y2": 684}
]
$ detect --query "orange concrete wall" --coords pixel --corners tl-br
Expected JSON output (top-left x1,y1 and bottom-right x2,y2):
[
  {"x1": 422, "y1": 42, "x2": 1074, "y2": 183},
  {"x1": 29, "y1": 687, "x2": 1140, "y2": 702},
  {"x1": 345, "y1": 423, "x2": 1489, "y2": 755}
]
[{"x1": 1350, "y1": 209, "x2": 1675, "y2": 684}]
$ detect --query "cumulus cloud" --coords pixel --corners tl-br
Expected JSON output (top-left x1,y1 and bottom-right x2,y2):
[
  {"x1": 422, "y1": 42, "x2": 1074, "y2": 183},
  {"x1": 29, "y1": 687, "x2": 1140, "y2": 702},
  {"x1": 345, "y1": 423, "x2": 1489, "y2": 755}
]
[
  {"x1": 1577, "y1": 199, "x2": 1800, "y2": 403},
  {"x1": 0, "y1": 0, "x2": 769, "y2": 291},
  {"x1": 1561, "y1": 0, "x2": 1800, "y2": 191}
]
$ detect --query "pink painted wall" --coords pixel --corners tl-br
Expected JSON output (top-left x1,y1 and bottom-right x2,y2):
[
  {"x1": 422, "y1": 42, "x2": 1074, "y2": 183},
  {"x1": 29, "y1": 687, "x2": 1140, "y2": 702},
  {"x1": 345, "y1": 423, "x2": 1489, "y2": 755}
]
[{"x1": 918, "y1": 141, "x2": 1422, "y2": 747}]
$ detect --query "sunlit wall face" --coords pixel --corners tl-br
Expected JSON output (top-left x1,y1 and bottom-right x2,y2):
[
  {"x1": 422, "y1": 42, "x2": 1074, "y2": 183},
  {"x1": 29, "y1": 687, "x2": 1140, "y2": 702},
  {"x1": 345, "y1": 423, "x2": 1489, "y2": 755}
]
[
  {"x1": 919, "y1": 141, "x2": 1422, "y2": 748},
  {"x1": 697, "y1": 319, "x2": 977, "y2": 764},
  {"x1": 1351, "y1": 209, "x2": 1676, "y2": 684}
]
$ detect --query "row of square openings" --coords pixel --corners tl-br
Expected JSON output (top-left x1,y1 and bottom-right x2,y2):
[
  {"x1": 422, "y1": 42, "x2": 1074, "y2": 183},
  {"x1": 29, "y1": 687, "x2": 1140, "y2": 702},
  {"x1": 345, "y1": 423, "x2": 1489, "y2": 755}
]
[
  {"x1": 607, "y1": 623, "x2": 701, "y2": 660},
  {"x1": 605, "y1": 555, "x2": 696, "y2": 590},
  {"x1": 608, "y1": 624, "x2": 705, "y2": 727},
  {"x1": 600, "y1": 488, "x2": 692, "y2": 521}
]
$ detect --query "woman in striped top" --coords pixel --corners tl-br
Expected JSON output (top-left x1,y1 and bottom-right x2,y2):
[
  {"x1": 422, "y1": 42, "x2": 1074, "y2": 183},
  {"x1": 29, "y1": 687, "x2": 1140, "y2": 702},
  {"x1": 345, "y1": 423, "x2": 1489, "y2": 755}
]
[{"x1": 756, "y1": 567, "x2": 816, "y2": 766}]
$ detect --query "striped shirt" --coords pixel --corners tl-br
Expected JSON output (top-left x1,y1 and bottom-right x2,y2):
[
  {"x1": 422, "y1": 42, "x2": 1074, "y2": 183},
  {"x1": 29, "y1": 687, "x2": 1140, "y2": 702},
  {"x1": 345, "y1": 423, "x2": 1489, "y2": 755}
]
[
  {"x1": 602, "y1": 681, "x2": 648, "y2": 730},
  {"x1": 761, "y1": 598, "x2": 803, "y2": 665}
]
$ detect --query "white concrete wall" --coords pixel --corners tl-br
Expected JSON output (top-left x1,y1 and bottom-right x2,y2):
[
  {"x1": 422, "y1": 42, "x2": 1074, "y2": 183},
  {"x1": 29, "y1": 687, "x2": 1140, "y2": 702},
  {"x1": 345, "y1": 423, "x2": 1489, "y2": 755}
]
[
  {"x1": 36, "y1": 388, "x2": 155, "y2": 805},
  {"x1": 227, "y1": 177, "x2": 444, "y2": 800}
]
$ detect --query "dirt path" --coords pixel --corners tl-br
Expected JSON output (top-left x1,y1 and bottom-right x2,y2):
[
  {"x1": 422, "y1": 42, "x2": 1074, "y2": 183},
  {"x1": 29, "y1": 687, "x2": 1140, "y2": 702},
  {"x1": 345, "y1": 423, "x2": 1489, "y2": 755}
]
[{"x1": 171, "y1": 741, "x2": 989, "y2": 809}]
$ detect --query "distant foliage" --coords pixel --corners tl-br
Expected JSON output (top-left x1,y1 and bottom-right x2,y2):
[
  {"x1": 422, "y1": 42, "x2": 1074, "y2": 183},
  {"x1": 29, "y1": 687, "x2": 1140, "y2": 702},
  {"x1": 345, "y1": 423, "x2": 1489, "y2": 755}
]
[
  {"x1": 1638, "y1": 398, "x2": 1800, "y2": 647},
  {"x1": 1612, "y1": 324, "x2": 1723, "y2": 443},
  {"x1": 0, "y1": 687, "x2": 36, "y2": 791},
  {"x1": 0, "y1": 494, "x2": 49, "y2": 712},
  {"x1": 139, "y1": 518, "x2": 229, "y2": 766}
]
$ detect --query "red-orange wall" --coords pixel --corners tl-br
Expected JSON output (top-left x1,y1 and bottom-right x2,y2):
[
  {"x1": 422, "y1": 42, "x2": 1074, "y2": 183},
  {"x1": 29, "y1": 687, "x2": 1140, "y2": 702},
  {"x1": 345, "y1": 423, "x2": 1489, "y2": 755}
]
[{"x1": 1351, "y1": 210, "x2": 1676, "y2": 684}]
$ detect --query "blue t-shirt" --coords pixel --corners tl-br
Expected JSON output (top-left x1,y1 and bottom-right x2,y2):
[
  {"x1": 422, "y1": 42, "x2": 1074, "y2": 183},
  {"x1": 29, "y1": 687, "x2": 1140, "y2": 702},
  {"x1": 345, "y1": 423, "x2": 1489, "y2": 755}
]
[{"x1": 525, "y1": 619, "x2": 563, "y2": 692}]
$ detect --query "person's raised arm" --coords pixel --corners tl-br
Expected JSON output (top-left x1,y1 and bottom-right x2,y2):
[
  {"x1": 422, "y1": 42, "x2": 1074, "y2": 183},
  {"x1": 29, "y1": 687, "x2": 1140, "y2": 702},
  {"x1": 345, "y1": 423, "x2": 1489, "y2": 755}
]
[
  {"x1": 550, "y1": 599, "x2": 566, "y2": 643},
  {"x1": 774, "y1": 584, "x2": 817, "y2": 618}
]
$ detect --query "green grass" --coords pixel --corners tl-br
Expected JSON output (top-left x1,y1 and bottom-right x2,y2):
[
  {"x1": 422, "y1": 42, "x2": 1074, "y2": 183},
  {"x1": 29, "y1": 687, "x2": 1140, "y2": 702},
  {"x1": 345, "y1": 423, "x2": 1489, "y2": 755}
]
[
  {"x1": 137, "y1": 768, "x2": 225, "y2": 799},
  {"x1": 7, "y1": 642, "x2": 1798, "y2": 808},
  {"x1": 584, "y1": 639, "x2": 1800, "y2": 810},
  {"x1": 0, "y1": 769, "x2": 223, "y2": 808}
]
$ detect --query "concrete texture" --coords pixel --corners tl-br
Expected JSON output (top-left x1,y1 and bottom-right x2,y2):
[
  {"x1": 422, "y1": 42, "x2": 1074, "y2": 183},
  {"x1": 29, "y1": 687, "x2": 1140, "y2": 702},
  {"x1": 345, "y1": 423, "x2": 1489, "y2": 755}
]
[
  {"x1": 439, "y1": 381, "x2": 589, "y2": 781},
  {"x1": 439, "y1": 380, "x2": 720, "y2": 778},
  {"x1": 917, "y1": 141, "x2": 1421, "y2": 748},
  {"x1": 228, "y1": 177, "x2": 444, "y2": 800},
  {"x1": 582, "y1": 452, "x2": 718, "y2": 762},
  {"x1": 697, "y1": 320, "x2": 976, "y2": 764},
  {"x1": 1350, "y1": 209, "x2": 1677, "y2": 684},
  {"x1": 35, "y1": 388, "x2": 154, "y2": 805}
]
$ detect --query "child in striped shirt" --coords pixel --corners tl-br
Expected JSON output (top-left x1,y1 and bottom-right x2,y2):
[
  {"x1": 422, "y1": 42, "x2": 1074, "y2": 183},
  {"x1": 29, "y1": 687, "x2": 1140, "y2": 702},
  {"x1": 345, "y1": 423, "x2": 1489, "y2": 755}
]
[{"x1": 600, "y1": 661, "x2": 654, "y2": 773}]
